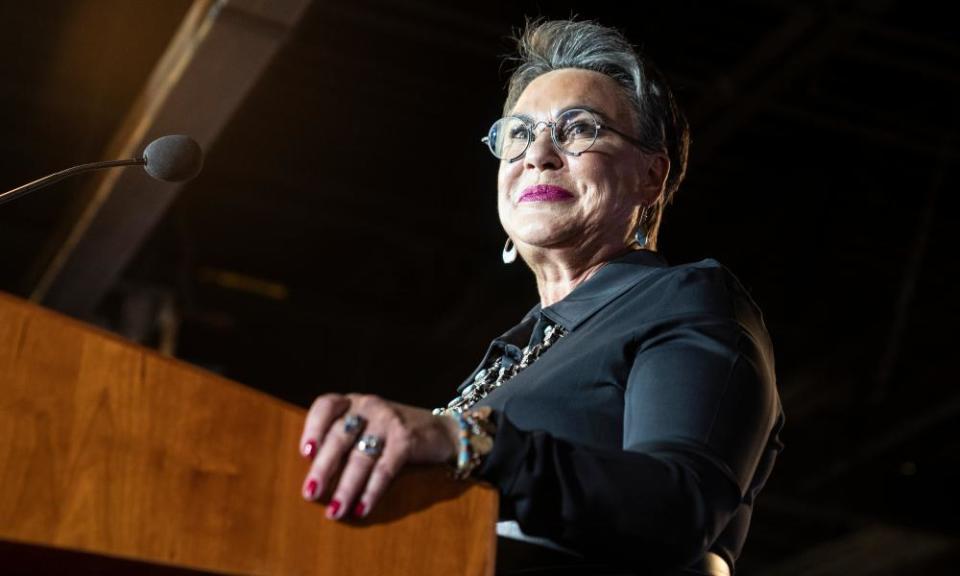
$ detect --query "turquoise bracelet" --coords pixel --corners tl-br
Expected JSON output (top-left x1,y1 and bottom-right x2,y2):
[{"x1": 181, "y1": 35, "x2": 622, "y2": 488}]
[{"x1": 448, "y1": 407, "x2": 494, "y2": 480}]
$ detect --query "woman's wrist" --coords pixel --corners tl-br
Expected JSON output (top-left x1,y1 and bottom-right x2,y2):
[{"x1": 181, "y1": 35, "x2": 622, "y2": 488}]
[{"x1": 438, "y1": 413, "x2": 463, "y2": 465}]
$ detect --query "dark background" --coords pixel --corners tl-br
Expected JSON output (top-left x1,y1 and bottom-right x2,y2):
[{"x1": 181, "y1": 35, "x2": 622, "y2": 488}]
[{"x1": 1, "y1": 1, "x2": 957, "y2": 573}]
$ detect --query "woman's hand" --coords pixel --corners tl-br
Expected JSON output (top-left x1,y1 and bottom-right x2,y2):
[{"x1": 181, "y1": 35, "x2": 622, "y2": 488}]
[{"x1": 299, "y1": 393, "x2": 460, "y2": 520}]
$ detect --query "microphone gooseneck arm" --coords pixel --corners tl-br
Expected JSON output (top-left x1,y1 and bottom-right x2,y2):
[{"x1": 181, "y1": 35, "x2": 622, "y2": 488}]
[
  {"x1": 0, "y1": 157, "x2": 145, "y2": 207},
  {"x1": 0, "y1": 134, "x2": 202, "y2": 208}
]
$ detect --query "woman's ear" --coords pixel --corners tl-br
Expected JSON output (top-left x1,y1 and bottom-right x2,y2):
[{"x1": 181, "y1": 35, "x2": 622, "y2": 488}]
[{"x1": 641, "y1": 152, "x2": 671, "y2": 205}]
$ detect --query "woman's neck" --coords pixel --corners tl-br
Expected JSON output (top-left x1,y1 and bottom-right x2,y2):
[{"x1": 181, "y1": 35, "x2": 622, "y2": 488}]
[{"x1": 527, "y1": 244, "x2": 635, "y2": 307}]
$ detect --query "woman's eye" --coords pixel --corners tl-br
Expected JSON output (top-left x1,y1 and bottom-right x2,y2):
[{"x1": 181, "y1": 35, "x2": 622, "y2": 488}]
[
  {"x1": 562, "y1": 122, "x2": 592, "y2": 140},
  {"x1": 508, "y1": 125, "x2": 531, "y2": 140}
]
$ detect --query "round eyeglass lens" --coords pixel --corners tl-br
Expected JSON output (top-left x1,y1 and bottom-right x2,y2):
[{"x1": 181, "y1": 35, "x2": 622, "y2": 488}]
[
  {"x1": 553, "y1": 109, "x2": 600, "y2": 155},
  {"x1": 487, "y1": 116, "x2": 531, "y2": 160}
]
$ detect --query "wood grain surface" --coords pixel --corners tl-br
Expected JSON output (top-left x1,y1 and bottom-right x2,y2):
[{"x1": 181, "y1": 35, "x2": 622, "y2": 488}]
[{"x1": 0, "y1": 292, "x2": 497, "y2": 575}]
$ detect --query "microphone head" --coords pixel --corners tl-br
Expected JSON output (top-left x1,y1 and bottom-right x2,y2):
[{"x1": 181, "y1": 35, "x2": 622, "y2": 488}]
[{"x1": 142, "y1": 135, "x2": 203, "y2": 182}]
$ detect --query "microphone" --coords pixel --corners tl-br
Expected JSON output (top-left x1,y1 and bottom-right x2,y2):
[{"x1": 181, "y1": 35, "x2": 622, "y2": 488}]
[
  {"x1": 142, "y1": 135, "x2": 204, "y2": 182},
  {"x1": 0, "y1": 135, "x2": 203, "y2": 207}
]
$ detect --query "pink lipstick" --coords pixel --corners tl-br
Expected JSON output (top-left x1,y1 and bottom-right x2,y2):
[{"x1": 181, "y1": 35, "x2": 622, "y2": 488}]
[{"x1": 519, "y1": 185, "x2": 574, "y2": 203}]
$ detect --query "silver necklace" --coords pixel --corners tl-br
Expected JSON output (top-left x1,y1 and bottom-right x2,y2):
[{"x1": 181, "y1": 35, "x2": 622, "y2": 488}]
[{"x1": 434, "y1": 323, "x2": 566, "y2": 415}]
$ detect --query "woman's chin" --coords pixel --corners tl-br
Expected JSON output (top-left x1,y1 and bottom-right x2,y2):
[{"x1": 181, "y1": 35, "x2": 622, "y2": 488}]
[{"x1": 514, "y1": 234, "x2": 582, "y2": 255}]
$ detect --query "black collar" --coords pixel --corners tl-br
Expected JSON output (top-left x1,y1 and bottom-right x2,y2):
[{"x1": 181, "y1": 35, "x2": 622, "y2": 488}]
[
  {"x1": 490, "y1": 249, "x2": 668, "y2": 346},
  {"x1": 457, "y1": 250, "x2": 668, "y2": 394},
  {"x1": 532, "y1": 249, "x2": 668, "y2": 331}
]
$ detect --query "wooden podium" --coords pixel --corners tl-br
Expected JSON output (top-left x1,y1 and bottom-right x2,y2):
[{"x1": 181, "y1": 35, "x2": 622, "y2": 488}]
[{"x1": 0, "y1": 293, "x2": 497, "y2": 575}]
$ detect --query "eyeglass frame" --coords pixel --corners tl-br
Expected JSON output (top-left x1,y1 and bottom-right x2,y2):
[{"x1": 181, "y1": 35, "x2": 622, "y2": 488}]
[{"x1": 480, "y1": 107, "x2": 656, "y2": 162}]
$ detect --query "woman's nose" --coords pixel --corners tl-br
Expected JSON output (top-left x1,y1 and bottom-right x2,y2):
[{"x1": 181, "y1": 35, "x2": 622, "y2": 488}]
[{"x1": 524, "y1": 126, "x2": 563, "y2": 171}]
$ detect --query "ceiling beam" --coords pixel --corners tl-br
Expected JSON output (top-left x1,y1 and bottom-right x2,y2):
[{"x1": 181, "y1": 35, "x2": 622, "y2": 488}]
[
  {"x1": 29, "y1": 0, "x2": 313, "y2": 319},
  {"x1": 689, "y1": 5, "x2": 872, "y2": 164}
]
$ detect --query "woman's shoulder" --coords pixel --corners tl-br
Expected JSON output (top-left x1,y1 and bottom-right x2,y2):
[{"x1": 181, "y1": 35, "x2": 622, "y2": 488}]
[{"x1": 628, "y1": 256, "x2": 763, "y2": 322}]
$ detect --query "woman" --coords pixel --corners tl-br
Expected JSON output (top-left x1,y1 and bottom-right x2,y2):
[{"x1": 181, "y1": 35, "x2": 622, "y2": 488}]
[{"x1": 299, "y1": 20, "x2": 783, "y2": 576}]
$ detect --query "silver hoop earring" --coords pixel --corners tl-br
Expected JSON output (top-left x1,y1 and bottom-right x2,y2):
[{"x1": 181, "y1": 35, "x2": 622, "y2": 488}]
[
  {"x1": 634, "y1": 207, "x2": 649, "y2": 249},
  {"x1": 502, "y1": 238, "x2": 517, "y2": 264}
]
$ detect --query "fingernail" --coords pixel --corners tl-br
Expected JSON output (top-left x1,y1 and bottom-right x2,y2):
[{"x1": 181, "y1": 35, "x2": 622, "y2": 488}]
[
  {"x1": 303, "y1": 479, "x2": 318, "y2": 500},
  {"x1": 327, "y1": 499, "x2": 342, "y2": 519},
  {"x1": 302, "y1": 440, "x2": 317, "y2": 459},
  {"x1": 353, "y1": 502, "x2": 366, "y2": 518}
]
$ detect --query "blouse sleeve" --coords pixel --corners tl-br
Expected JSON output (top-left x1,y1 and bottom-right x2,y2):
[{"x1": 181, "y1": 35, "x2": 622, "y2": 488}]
[{"x1": 473, "y1": 283, "x2": 781, "y2": 572}]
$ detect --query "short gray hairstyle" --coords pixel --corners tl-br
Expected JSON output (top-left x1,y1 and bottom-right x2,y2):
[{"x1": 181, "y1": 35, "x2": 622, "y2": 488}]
[{"x1": 503, "y1": 19, "x2": 690, "y2": 249}]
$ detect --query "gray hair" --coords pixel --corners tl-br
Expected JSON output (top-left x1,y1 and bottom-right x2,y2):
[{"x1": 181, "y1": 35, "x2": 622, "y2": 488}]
[{"x1": 503, "y1": 19, "x2": 690, "y2": 249}]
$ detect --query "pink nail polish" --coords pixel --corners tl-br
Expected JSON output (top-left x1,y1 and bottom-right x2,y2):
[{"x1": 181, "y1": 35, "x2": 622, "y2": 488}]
[
  {"x1": 353, "y1": 502, "x2": 366, "y2": 518},
  {"x1": 302, "y1": 440, "x2": 317, "y2": 459},
  {"x1": 303, "y1": 479, "x2": 318, "y2": 500},
  {"x1": 327, "y1": 499, "x2": 341, "y2": 519}
]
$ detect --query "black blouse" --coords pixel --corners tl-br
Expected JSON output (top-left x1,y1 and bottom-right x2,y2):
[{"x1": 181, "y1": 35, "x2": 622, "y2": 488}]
[{"x1": 465, "y1": 250, "x2": 784, "y2": 574}]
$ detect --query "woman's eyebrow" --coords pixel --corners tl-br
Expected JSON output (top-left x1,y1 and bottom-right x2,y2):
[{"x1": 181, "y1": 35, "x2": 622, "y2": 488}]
[{"x1": 563, "y1": 105, "x2": 609, "y2": 120}]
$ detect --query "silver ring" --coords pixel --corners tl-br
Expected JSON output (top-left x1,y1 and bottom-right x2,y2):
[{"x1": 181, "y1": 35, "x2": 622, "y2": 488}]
[
  {"x1": 356, "y1": 434, "x2": 385, "y2": 458},
  {"x1": 343, "y1": 414, "x2": 367, "y2": 435}
]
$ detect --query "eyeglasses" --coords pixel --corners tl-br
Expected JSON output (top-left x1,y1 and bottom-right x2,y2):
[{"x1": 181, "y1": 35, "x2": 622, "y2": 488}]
[{"x1": 481, "y1": 108, "x2": 648, "y2": 162}]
